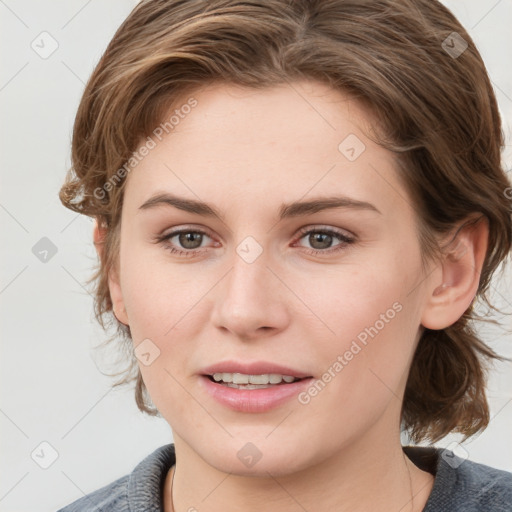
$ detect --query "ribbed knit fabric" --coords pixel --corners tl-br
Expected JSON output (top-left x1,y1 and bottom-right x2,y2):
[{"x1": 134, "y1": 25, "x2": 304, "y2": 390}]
[{"x1": 57, "y1": 444, "x2": 512, "y2": 511}]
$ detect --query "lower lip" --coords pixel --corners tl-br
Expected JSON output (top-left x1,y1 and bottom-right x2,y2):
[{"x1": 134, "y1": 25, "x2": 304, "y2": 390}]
[{"x1": 199, "y1": 375, "x2": 314, "y2": 413}]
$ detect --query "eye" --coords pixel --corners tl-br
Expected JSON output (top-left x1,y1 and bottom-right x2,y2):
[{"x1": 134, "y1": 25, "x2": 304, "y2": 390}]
[
  {"x1": 155, "y1": 227, "x2": 216, "y2": 257},
  {"x1": 154, "y1": 225, "x2": 355, "y2": 258},
  {"x1": 293, "y1": 226, "x2": 355, "y2": 255}
]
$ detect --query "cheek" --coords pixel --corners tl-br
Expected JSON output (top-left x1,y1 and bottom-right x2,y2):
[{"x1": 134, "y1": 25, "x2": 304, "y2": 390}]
[
  {"x1": 118, "y1": 239, "x2": 200, "y2": 340},
  {"x1": 295, "y1": 259, "x2": 406, "y2": 339},
  {"x1": 297, "y1": 253, "x2": 420, "y2": 396},
  {"x1": 295, "y1": 284, "x2": 417, "y2": 442},
  {"x1": 117, "y1": 242, "x2": 211, "y2": 397}
]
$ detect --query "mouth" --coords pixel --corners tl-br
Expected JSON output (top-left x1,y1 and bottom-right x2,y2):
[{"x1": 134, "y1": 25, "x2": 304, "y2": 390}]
[
  {"x1": 204, "y1": 372, "x2": 307, "y2": 390},
  {"x1": 198, "y1": 361, "x2": 314, "y2": 412},
  {"x1": 200, "y1": 371, "x2": 314, "y2": 412}
]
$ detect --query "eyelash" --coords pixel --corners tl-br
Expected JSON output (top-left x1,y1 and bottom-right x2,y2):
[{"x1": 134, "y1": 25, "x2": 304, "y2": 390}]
[{"x1": 155, "y1": 225, "x2": 355, "y2": 258}]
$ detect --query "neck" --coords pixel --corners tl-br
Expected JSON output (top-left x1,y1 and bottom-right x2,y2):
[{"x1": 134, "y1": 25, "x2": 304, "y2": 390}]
[{"x1": 164, "y1": 427, "x2": 434, "y2": 512}]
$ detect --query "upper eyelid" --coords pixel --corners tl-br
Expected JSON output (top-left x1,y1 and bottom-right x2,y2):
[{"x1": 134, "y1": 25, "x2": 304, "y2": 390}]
[
  {"x1": 160, "y1": 224, "x2": 217, "y2": 240},
  {"x1": 296, "y1": 225, "x2": 354, "y2": 238}
]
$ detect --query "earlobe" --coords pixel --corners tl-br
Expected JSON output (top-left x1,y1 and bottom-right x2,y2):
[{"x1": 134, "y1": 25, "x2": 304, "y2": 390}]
[
  {"x1": 92, "y1": 218, "x2": 130, "y2": 326},
  {"x1": 108, "y1": 267, "x2": 130, "y2": 326},
  {"x1": 421, "y1": 215, "x2": 489, "y2": 330}
]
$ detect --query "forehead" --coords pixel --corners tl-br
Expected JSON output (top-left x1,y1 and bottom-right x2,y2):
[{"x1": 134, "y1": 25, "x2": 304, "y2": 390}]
[
  {"x1": 123, "y1": 81, "x2": 412, "y2": 221},
  {"x1": 163, "y1": 80, "x2": 373, "y2": 153}
]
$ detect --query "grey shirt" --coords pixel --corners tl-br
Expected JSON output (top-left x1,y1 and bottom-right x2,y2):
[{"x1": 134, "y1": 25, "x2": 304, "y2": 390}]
[{"x1": 57, "y1": 443, "x2": 512, "y2": 511}]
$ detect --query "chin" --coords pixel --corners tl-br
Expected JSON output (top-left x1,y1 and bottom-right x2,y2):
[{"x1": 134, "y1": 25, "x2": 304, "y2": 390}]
[{"x1": 197, "y1": 439, "x2": 315, "y2": 478}]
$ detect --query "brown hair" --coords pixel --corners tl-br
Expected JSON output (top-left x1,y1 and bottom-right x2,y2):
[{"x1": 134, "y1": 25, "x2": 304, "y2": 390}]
[{"x1": 59, "y1": 0, "x2": 512, "y2": 443}]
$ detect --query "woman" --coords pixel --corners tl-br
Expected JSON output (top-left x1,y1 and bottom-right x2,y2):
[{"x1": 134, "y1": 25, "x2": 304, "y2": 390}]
[{"x1": 58, "y1": 0, "x2": 512, "y2": 510}]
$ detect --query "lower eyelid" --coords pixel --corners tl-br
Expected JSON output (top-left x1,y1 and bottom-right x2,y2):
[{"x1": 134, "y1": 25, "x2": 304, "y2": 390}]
[{"x1": 294, "y1": 237, "x2": 354, "y2": 254}]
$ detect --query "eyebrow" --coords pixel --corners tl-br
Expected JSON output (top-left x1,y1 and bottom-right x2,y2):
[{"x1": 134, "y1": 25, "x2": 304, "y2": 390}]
[{"x1": 138, "y1": 192, "x2": 382, "y2": 219}]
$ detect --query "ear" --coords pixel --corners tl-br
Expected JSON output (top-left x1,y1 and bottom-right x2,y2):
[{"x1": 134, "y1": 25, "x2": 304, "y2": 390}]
[
  {"x1": 92, "y1": 218, "x2": 129, "y2": 326},
  {"x1": 421, "y1": 215, "x2": 489, "y2": 330}
]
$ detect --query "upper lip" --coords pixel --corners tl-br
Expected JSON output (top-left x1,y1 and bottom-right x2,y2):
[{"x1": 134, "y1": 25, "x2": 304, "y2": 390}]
[{"x1": 200, "y1": 360, "x2": 312, "y2": 379}]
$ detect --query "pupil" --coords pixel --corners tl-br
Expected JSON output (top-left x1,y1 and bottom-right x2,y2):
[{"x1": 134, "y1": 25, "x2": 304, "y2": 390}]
[
  {"x1": 310, "y1": 233, "x2": 331, "y2": 249},
  {"x1": 180, "y1": 232, "x2": 202, "y2": 249}
]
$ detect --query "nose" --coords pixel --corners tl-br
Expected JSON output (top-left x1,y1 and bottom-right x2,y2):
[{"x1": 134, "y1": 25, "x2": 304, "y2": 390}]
[{"x1": 210, "y1": 249, "x2": 290, "y2": 340}]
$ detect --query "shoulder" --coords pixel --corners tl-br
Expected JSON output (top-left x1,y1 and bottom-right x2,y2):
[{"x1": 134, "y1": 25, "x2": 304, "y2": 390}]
[
  {"x1": 56, "y1": 444, "x2": 176, "y2": 512},
  {"x1": 405, "y1": 446, "x2": 512, "y2": 512},
  {"x1": 56, "y1": 474, "x2": 129, "y2": 512},
  {"x1": 444, "y1": 453, "x2": 512, "y2": 510}
]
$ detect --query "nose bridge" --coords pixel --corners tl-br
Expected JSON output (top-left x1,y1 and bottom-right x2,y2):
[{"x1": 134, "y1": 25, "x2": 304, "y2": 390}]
[
  {"x1": 211, "y1": 240, "x2": 289, "y2": 337},
  {"x1": 228, "y1": 248, "x2": 268, "y2": 301}
]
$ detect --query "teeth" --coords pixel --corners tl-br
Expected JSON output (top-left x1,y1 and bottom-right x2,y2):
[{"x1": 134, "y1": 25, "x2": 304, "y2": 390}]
[
  {"x1": 211, "y1": 372, "x2": 298, "y2": 385},
  {"x1": 225, "y1": 383, "x2": 275, "y2": 389},
  {"x1": 233, "y1": 373, "x2": 249, "y2": 384},
  {"x1": 249, "y1": 374, "x2": 268, "y2": 385}
]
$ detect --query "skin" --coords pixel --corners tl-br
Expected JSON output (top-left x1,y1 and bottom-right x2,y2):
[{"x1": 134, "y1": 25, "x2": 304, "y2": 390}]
[{"x1": 94, "y1": 80, "x2": 489, "y2": 512}]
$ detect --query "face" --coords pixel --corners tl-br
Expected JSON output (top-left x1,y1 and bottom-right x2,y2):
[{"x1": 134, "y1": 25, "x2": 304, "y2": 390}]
[{"x1": 108, "y1": 80, "x2": 436, "y2": 476}]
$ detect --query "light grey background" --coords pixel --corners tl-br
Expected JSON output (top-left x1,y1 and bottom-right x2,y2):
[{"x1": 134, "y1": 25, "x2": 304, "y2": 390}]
[{"x1": 1, "y1": 1, "x2": 511, "y2": 511}]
